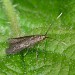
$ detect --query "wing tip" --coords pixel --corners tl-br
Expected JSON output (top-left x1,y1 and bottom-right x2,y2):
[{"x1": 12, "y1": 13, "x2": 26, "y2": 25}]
[{"x1": 6, "y1": 48, "x2": 15, "y2": 54}]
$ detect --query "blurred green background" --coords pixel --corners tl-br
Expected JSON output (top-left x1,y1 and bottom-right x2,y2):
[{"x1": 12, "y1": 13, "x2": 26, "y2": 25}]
[{"x1": 0, "y1": 0, "x2": 75, "y2": 75}]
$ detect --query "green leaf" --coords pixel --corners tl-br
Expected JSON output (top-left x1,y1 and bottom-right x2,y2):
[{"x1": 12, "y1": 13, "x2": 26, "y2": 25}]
[{"x1": 0, "y1": 0, "x2": 75, "y2": 75}]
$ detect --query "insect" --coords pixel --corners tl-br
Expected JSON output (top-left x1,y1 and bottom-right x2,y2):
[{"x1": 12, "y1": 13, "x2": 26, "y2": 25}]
[
  {"x1": 6, "y1": 12, "x2": 63, "y2": 54},
  {"x1": 6, "y1": 25, "x2": 50, "y2": 54},
  {"x1": 6, "y1": 13, "x2": 62, "y2": 54}
]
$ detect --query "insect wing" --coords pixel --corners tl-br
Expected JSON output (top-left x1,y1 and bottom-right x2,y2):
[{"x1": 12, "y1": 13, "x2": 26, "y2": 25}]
[
  {"x1": 6, "y1": 39, "x2": 30, "y2": 54},
  {"x1": 6, "y1": 35, "x2": 46, "y2": 54},
  {"x1": 8, "y1": 35, "x2": 35, "y2": 44},
  {"x1": 6, "y1": 35, "x2": 36, "y2": 54}
]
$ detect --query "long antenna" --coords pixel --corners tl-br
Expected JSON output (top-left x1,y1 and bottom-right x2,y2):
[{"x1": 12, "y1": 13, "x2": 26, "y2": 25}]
[
  {"x1": 44, "y1": 13, "x2": 62, "y2": 36},
  {"x1": 45, "y1": 24, "x2": 51, "y2": 36}
]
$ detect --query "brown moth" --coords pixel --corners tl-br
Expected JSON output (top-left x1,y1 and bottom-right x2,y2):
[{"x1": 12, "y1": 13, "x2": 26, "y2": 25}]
[{"x1": 6, "y1": 25, "x2": 50, "y2": 54}]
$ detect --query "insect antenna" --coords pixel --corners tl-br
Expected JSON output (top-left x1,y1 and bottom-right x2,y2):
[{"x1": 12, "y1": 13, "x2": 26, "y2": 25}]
[
  {"x1": 44, "y1": 13, "x2": 62, "y2": 36},
  {"x1": 44, "y1": 24, "x2": 52, "y2": 36},
  {"x1": 44, "y1": 19, "x2": 56, "y2": 36}
]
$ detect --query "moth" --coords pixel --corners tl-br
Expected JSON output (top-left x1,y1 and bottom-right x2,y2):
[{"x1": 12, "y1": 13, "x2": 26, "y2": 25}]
[{"x1": 6, "y1": 25, "x2": 50, "y2": 54}]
